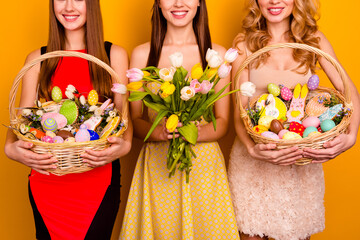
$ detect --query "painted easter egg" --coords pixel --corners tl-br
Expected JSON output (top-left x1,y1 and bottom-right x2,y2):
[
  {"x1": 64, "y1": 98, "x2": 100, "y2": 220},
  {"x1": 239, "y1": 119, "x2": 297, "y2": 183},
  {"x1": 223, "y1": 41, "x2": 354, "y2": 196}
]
[
  {"x1": 267, "y1": 83, "x2": 280, "y2": 97},
  {"x1": 42, "y1": 112, "x2": 67, "y2": 129},
  {"x1": 45, "y1": 131, "x2": 56, "y2": 138},
  {"x1": 288, "y1": 121, "x2": 305, "y2": 137},
  {"x1": 41, "y1": 136, "x2": 54, "y2": 143},
  {"x1": 53, "y1": 136, "x2": 64, "y2": 143},
  {"x1": 278, "y1": 129, "x2": 289, "y2": 139},
  {"x1": 308, "y1": 131, "x2": 322, "y2": 138},
  {"x1": 42, "y1": 118, "x2": 58, "y2": 132},
  {"x1": 51, "y1": 86, "x2": 63, "y2": 102},
  {"x1": 307, "y1": 74, "x2": 319, "y2": 90},
  {"x1": 303, "y1": 126, "x2": 319, "y2": 138},
  {"x1": 258, "y1": 116, "x2": 275, "y2": 129},
  {"x1": 75, "y1": 124, "x2": 91, "y2": 142},
  {"x1": 261, "y1": 131, "x2": 280, "y2": 140},
  {"x1": 302, "y1": 116, "x2": 320, "y2": 128},
  {"x1": 59, "y1": 100, "x2": 78, "y2": 125},
  {"x1": 320, "y1": 119, "x2": 336, "y2": 132},
  {"x1": 65, "y1": 137, "x2": 76, "y2": 143},
  {"x1": 88, "y1": 130, "x2": 100, "y2": 141},
  {"x1": 282, "y1": 131, "x2": 302, "y2": 140},
  {"x1": 88, "y1": 90, "x2": 99, "y2": 106},
  {"x1": 280, "y1": 86, "x2": 293, "y2": 101},
  {"x1": 253, "y1": 125, "x2": 268, "y2": 134}
]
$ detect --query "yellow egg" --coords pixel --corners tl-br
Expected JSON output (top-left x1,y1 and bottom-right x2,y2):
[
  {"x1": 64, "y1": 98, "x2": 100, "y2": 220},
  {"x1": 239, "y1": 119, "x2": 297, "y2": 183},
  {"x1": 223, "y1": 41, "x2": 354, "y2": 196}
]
[
  {"x1": 258, "y1": 116, "x2": 275, "y2": 129},
  {"x1": 252, "y1": 125, "x2": 268, "y2": 134},
  {"x1": 282, "y1": 131, "x2": 302, "y2": 140},
  {"x1": 88, "y1": 90, "x2": 99, "y2": 106}
]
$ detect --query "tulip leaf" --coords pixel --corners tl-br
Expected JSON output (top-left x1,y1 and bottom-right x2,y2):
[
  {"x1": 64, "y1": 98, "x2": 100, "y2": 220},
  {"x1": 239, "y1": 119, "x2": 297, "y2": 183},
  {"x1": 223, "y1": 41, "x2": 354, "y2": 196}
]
[
  {"x1": 128, "y1": 91, "x2": 149, "y2": 102},
  {"x1": 178, "y1": 122, "x2": 198, "y2": 145},
  {"x1": 143, "y1": 98, "x2": 168, "y2": 113},
  {"x1": 143, "y1": 85, "x2": 163, "y2": 103},
  {"x1": 144, "y1": 109, "x2": 169, "y2": 142}
]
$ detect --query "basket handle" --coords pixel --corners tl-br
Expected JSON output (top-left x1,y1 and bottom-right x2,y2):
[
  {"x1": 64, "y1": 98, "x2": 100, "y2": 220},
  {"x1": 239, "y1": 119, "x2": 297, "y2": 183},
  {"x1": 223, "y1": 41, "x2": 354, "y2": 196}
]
[
  {"x1": 9, "y1": 50, "x2": 128, "y2": 126},
  {"x1": 234, "y1": 43, "x2": 352, "y2": 118}
]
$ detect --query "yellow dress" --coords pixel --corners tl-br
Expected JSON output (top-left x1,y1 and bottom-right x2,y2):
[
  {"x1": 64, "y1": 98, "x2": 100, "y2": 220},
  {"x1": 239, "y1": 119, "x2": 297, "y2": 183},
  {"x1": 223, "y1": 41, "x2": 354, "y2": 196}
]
[{"x1": 120, "y1": 83, "x2": 239, "y2": 240}]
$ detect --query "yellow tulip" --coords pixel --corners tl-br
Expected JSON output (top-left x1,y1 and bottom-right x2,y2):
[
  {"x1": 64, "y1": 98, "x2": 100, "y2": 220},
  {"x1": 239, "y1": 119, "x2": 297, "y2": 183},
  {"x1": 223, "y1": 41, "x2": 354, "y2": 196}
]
[
  {"x1": 207, "y1": 68, "x2": 218, "y2": 78},
  {"x1": 166, "y1": 114, "x2": 179, "y2": 132},
  {"x1": 160, "y1": 81, "x2": 176, "y2": 98},
  {"x1": 142, "y1": 71, "x2": 150, "y2": 77},
  {"x1": 191, "y1": 63, "x2": 203, "y2": 80},
  {"x1": 126, "y1": 81, "x2": 143, "y2": 91}
]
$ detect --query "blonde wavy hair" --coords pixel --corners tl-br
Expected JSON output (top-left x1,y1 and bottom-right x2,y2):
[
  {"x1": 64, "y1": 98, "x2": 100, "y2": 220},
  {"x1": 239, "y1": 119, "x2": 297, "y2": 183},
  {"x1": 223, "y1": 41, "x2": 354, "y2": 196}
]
[{"x1": 234, "y1": 0, "x2": 320, "y2": 73}]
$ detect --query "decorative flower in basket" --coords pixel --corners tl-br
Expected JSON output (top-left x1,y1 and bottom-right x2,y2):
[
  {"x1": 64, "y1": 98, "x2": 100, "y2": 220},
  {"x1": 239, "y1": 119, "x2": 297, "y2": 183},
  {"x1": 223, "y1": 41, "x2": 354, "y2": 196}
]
[
  {"x1": 127, "y1": 48, "x2": 239, "y2": 182},
  {"x1": 8, "y1": 51, "x2": 128, "y2": 175},
  {"x1": 235, "y1": 43, "x2": 353, "y2": 165}
]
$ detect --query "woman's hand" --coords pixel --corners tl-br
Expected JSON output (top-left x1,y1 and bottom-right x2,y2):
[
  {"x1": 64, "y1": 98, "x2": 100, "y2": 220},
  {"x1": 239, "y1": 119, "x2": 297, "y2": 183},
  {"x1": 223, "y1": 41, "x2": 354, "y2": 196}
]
[
  {"x1": 248, "y1": 143, "x2": 304, "y2": 166},
  {"x1": 4, "y1": 140, "x2": 56, "y2": 175},
  {"x1": 303, "y1": 133, "x2": 356, "y2": 163},
  {"x1": 81, "y1": 136, "x2": 131, "y2": 168}
]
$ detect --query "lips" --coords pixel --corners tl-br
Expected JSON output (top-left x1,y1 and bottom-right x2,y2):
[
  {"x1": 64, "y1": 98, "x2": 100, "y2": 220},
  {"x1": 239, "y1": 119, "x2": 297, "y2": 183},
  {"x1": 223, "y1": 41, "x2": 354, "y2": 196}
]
[
  {"x1": 63, "y1": 15, "x2": 79, "y2": 22},
  {"x1": 171, "y1": 11, "x2": 188, "y2": 19},
  {"x1": 268, "y1": 7, "x2": 284, "y2": 15}
]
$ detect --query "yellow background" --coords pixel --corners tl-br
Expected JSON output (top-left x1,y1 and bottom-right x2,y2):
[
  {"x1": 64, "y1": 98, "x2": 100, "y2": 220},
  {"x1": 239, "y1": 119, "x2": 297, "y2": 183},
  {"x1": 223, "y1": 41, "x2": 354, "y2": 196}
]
[{"x1": 0, "y1": 1, "x2": 359, "y2": 239}]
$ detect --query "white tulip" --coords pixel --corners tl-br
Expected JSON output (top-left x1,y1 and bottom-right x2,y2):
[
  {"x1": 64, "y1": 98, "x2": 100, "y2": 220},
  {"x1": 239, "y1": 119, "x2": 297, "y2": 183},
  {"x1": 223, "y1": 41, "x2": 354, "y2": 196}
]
[
  {"x1": 169, "y1": 52, "x2": 183, "y2": 68},
  {"x1": 240, "y1": 82, "x2": 256, "y2": 97}
]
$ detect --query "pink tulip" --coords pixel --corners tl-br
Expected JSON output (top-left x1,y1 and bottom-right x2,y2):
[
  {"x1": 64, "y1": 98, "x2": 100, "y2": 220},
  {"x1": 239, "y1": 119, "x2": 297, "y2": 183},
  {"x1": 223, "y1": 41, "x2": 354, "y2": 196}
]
[
  {"x1": 200, "y1": 80, "x2": 214, "y2": 94},
  {"x1": 190, "y1": 79, "x2": 202, "y2": 93},
  {"x1": 126, "y1": 68, "x2": 144, "y2": 82},
  {"x1": 224, "y1": 48, "x2": 239, "y2": 63},
  {"x1": 218, "y1": 64, "x2": 232, "y2": 79}
]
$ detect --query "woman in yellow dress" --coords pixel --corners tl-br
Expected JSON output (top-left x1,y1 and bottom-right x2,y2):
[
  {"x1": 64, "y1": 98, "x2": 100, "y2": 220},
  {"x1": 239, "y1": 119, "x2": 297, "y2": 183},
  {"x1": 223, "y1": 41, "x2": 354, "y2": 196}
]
[{"x1": 120, "y1": 0, "x2": 239, "y2": 239}]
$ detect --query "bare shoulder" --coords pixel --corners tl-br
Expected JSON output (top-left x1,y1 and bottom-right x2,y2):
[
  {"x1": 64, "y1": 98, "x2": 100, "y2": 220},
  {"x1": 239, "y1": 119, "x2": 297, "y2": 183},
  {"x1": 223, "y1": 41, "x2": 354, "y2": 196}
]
[
  {"x1": 130, "y1": 42, "x2": 150, "y2": 68},
  {"x1": 25, "y1": 49, "x2": 41, "y2": 64},
  {"x1": 212, "y1": 43, "x2": 227, "y2": 56},
  {"x1": 109, "y1": 44, "x2": 129, "y2": 64}
]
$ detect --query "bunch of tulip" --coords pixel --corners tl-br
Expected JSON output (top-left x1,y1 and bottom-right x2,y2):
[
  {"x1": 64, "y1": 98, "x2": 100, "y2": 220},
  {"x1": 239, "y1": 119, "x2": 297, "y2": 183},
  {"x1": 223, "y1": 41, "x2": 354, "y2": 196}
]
[{"x1": 127, "y1": 48, "x2": 239, "y2": 182}]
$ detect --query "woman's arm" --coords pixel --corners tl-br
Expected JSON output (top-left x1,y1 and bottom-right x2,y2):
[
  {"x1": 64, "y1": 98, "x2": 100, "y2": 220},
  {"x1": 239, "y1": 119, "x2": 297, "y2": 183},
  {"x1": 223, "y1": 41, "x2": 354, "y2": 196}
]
[
  {"x1": 232, "y1": 41, "x2": 303, "y2": 165},
  {"x1": 194, "y1": 44, "x2": 230, "y2": 142},
  {"x1": 82, "y1": 44, "x2": 133, "y2": 167},
  {"x1": 4, "y1": 49, "x2": 56, "y2": 174},
  {"x1": 303, "y1": 31, "x2": 360, "y2": 162},
  {"x1": 130, "y1": 43, "x2": 170, "y2": 142}
]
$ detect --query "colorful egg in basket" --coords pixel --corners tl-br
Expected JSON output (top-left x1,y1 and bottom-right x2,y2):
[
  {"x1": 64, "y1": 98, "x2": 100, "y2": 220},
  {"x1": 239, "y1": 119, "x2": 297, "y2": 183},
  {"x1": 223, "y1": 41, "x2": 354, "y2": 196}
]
[
  {"x1": 234, "y1": 43, "x2": 353, "y2": 165},
  {"x1": 9, "y1": 51, "x2": 128, "y2": 175}
]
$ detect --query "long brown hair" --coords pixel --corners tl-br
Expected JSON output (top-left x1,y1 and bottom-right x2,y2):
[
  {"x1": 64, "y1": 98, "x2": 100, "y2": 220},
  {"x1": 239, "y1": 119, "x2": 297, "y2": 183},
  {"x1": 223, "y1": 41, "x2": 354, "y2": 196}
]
[
  {"x1": 38, "y1": 0, "x2": 113, "y2": 100},
  {"x1": 147, "y1": 0, "x2": 212, "y2": 69},
  {"x1": 234, "y1": 0, "x2": 320, "y2": 73}
]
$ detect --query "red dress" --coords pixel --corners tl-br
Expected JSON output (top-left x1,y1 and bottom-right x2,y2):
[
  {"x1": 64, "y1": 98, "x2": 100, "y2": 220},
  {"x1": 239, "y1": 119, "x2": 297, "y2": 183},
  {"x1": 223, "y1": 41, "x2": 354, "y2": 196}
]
[{"x1": 29, "y1": 47, "x2": 120, "y2": 240}]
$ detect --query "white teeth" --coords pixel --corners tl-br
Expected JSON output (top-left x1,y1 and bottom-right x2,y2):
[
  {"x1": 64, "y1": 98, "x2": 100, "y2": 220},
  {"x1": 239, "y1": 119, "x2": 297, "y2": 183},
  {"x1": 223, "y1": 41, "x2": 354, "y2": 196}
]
[
  {"x1": 172, "y1": 11, "x2": 187, "y2": 16},
  {"x1": 64, "y1": 16, "x2": 78, "y2": 20},
  {"x1": 269, "y1": 8, "x2": 282, "y2": 13}
]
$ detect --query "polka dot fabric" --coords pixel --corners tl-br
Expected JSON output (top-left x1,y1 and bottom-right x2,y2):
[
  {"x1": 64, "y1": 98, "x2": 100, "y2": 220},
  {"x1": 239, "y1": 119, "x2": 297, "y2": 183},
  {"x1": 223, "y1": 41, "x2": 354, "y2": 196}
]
[{"x1": 120, "y1": 83, "x2": 239, "y2": 240}]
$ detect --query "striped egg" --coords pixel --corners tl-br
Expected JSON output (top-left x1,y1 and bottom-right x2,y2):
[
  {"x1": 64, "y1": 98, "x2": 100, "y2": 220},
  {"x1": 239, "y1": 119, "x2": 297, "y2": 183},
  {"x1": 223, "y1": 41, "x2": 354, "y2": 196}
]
[
  {"x1": 42, "y1": 118, "x2": 58, "y2": 132},
  {"x1": 88, "y1": 90, "x2": 99, "y2": 106}
]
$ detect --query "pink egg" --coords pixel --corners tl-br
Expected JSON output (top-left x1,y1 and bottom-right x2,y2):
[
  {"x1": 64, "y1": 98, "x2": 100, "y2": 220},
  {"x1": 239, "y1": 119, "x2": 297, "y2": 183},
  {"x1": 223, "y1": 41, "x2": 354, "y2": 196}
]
[
  {"x1": 41, "y1": 112, "x2": 67, "y2": 129},
  {"x1": 261, "y1": 131, "x2": 280, "y2": 139},
  {"x1": 302, "y1": 116, "x2": 320, "y2": 128},
  {"x1": 41, "y1": 136, "x2": 54, "y2": 143},
  {"x1": 53, "y1": 136, "x2": 64, "y2": 143},
  {"x1": 75, "y1": 124, "x2": 91, "y2": 142},
  {"x1": 278, "y1": 129, "x2": 289, "y2": 139}
]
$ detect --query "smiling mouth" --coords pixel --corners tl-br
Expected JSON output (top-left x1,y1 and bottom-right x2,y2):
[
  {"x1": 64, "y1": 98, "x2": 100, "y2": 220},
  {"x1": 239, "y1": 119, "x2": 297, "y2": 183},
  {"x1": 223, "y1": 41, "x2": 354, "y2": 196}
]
[
  {"x1": 171, "y1": 11, "x2": 188, "y2": 17},
  {"x1": 63, "y1": 15, "x2": 79, "y2": 21},
  {"x1": 268, "y1": 8, "x2": 284, "y2": 15}
]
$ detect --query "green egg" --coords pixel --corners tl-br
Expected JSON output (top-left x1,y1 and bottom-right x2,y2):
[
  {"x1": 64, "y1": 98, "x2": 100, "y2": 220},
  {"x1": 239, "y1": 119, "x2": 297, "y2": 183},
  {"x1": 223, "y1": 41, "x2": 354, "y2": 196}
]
[
  {"x1": 320, "y1": 119, "x2": 336, "y2": 132},
  {"x1": 303, "y1": 126, "x2": 318, "y2": 138},
  {"x1": 51, "y1": 86, "x2": 63, "y2": 102},
  {"x1": 59, "y1": 100, "x2": 78, "y2": 125},
  {"x1": 267, "y1": 83, "x2": 280, "y2": 97}
]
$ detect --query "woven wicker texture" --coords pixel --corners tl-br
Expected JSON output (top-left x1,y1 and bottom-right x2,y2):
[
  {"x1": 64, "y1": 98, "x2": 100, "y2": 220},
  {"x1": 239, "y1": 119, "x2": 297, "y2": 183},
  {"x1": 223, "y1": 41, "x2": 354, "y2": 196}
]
[
  {"x1": 234, "y1": 43, "x2": 353, "y2": 165},
  {"x1": 9, "y1": 51, "x2": 128, "y2": 175}
]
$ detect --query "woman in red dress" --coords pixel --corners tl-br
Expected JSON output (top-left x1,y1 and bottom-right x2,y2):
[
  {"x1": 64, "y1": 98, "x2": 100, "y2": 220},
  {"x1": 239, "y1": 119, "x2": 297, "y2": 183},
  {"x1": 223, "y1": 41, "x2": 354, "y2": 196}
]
[{"x1": 4, "y1": 0, "x2": 132, "y2": 239}]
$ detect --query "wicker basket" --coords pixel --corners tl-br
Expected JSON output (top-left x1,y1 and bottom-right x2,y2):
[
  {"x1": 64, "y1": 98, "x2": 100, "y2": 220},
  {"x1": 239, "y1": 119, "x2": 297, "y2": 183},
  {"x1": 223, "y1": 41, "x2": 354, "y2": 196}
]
[
  {"x1": 9, "y1": 51, "x2": 128, "y2": 175},
  {"x1": 234, "y1": 43, "x2": 353, "y2": 165}
]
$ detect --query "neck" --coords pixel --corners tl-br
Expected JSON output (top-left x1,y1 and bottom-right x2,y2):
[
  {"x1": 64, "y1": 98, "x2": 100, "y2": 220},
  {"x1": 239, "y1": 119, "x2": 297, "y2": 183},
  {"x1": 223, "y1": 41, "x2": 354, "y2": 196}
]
[
  {"x1": 64, "y1": 27, "x2": 86, "y2": 50},
  {"x1": 164, "y1": 23, "x2": 197, "y2": 46},
  {"x1": 267, "y1": 19, "x2": 291, "y2": 43}
]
